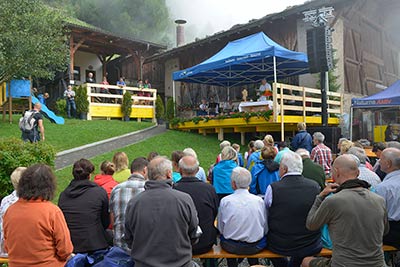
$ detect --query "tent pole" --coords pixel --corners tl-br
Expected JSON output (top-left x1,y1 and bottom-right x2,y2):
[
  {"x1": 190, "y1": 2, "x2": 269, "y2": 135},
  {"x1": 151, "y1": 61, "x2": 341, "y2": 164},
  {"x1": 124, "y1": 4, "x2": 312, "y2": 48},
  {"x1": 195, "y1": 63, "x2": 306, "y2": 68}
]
[
  {"x1": 273, "y1": 56, "x2": 277, "y2": 83},
  {"x1": 172, "y1": 81, "x2": 176, "y2": 117},
  {"x1": 350, "y1": 107, "x2": 353, "y2": 141}
]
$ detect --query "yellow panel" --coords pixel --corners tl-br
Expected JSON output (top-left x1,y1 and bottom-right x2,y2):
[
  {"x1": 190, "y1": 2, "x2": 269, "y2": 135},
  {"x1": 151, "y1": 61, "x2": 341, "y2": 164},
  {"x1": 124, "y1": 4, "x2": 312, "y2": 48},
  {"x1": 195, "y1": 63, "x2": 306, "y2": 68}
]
[
  {"x1": 90, "y1": 105, "x2": 154, "y2": 118},
  {"x1": 374, "y1": 126, "x2": 385, "y2": 143},
  {"x1": 131, "y1": 107, "x2": 154, "y2": 118}
]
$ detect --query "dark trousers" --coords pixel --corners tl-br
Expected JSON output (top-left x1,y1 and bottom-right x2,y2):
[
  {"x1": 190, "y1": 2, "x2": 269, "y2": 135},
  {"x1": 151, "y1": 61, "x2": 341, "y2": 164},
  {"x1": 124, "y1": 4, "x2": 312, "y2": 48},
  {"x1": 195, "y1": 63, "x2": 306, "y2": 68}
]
[
  {"x1": 384, "y1": 220, "x2": 400, "y2": 249},
  {"x1": 269, "y1": 239, "x2": 322, "y2": 267},
  {"x1": 220, "y1": 236, "x2": 266, "y2": 267}
]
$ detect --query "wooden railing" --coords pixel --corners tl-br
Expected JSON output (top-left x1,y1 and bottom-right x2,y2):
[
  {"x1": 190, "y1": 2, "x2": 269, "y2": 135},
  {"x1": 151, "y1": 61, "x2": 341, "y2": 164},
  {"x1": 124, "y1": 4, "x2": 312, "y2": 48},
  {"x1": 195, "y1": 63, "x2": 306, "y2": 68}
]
[{"x1": 84, "y1": 83, "x2": 157, "y2": 121}]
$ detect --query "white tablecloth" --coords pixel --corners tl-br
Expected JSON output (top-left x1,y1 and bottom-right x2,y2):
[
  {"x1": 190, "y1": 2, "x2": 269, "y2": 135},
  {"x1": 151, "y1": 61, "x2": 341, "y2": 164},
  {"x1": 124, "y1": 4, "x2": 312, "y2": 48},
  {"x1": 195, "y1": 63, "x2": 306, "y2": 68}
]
[{"x1": 238, "y1": 101, "x2": 273, "y2": 112}]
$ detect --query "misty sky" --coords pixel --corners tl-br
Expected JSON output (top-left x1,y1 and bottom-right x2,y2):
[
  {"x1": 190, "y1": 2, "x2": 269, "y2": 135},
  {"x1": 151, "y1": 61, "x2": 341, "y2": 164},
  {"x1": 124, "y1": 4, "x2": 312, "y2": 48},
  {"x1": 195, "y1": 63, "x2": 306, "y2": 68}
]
[{"x1": 166, "y1": 0, "x2": 307, "y2": 43}]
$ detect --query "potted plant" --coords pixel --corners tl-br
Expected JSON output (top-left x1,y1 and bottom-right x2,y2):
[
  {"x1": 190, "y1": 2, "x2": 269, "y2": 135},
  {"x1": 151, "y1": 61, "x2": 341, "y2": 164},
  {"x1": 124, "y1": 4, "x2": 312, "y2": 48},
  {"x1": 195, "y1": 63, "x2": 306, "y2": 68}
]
[
  {"x1": 121, "y1": 91, "x2": 133, "y2": 121},
  {"x1": 155, "y1": 95, "x2": 165, "y2": 124},
  {"x1": 165, "y1": 97, "x2": 175, "y2": 129},
  {"x1": 75, "y1": 85, "x2": 89, "y2": 120}
]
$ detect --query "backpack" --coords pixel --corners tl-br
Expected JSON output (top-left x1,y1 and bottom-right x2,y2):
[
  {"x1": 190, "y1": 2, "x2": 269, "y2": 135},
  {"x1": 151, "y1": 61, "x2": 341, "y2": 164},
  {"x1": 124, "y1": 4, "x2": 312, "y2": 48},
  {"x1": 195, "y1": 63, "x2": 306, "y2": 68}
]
[{"x1": 19, "y1": 110, "x2": 37, "y2": 132}]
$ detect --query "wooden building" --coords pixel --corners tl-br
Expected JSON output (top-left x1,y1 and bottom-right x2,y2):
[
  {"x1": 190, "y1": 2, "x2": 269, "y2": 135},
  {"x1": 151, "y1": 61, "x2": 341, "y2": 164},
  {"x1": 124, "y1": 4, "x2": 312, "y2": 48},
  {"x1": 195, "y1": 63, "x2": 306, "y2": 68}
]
[{"x1": 140, "y1": 0, "x2": 400, "y2": 128}]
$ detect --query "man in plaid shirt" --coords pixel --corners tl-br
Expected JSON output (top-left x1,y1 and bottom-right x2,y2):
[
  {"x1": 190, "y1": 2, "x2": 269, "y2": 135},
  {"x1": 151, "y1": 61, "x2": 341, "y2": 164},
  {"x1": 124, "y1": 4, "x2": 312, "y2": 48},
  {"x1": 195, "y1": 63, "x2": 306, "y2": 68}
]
[
  {"x1": 110, "y1": 157, "x2": 149, "y2": 251},
  {"x1": 310, "y1": 132, "x2": 332, "y2": 177}
]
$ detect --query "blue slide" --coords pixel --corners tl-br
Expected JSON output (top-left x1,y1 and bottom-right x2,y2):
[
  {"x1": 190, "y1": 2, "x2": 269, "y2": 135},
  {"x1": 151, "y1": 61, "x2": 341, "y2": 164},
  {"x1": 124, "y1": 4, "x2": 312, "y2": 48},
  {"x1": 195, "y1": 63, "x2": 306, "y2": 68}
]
[{"x1": 32, "y1": 96, "x2": 65, "y2": 125}]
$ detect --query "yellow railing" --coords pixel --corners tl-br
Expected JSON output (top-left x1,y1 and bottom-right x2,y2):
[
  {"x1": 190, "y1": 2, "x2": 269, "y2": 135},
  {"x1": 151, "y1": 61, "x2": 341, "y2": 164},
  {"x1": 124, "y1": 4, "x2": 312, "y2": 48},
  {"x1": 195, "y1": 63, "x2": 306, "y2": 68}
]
[
  {"x1": 0, "y1": 83, "x2": 6, "y2": 106},
  {"x1": 84, "y1": 83, "x2": 156, "y2": 121}
]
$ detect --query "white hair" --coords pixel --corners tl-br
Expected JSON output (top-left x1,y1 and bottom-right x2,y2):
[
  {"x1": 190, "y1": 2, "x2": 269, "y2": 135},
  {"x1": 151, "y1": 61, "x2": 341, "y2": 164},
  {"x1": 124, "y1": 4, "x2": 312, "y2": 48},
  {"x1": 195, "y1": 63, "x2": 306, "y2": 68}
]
[
  {"x1": 231, "y1": 167, "x2": 251, "y2": 189},
  {"x1": 221, "y1": 146, "x2": 237, "y2": 161},
  {"x1": 148, "y1": 156, "x2": 173, "y2": 180},
  {"x1": 220, "y1": 140, "x2": 231, "y2": 150},
  {"x1": 254, "y1": 140, "x2": 264, "y2": 150},
  {"x1": 183, "y1": 147, "x2": 197, "y2": 159},
  {"x1": 280, "y1": 151, "x2": 303, "y2": 173},
  {"x1": 347, "y1": 147, "x2": 367, "y2": 164},
  {"x1": 295, "y1": 148, "x2": 310, "y2": 158},
  {"x1": 313, "y1": 132, "x2": 325, "y2": 143}
]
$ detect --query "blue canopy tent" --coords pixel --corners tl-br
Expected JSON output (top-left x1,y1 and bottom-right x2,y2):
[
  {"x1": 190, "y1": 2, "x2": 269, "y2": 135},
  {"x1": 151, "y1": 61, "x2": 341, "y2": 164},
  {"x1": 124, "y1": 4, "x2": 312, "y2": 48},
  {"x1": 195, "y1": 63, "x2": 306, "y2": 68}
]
[
  {"x1": 172, "y1": 32, "x2": 309, "y2": 102},
  {"x1": 350, "y1": 80, "x2": 400, "y2": 140}
]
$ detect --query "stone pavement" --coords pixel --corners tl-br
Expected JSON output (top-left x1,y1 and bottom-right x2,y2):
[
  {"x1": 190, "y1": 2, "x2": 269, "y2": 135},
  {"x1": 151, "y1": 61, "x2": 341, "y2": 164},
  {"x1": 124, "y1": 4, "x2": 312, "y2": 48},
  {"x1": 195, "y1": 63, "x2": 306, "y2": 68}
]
[{"x1": 55, "y1": 125, "x2": 166, "y2": 170}]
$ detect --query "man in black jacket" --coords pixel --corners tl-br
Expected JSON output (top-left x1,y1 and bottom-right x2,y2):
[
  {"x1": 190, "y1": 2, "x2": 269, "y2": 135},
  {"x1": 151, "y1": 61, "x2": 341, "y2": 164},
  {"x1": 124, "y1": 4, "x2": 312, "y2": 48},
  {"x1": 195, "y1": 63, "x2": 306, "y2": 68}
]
[
  {"x1": 124, "y1": 156, "x2": 199, "y2": 267},
  {"x1": 173, "y1": 156, "x2": 219, "y2": 263},
  {"x1": 265, "y1": 151, "x2": 321, "y2": 267}
]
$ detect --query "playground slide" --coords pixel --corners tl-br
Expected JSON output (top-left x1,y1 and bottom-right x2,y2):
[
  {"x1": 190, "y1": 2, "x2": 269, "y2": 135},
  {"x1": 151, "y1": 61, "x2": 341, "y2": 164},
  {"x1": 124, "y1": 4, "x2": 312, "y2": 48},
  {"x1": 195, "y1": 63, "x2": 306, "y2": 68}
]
[{"x1": 31, "y1": 96, "x2": 65, "y2": 125}]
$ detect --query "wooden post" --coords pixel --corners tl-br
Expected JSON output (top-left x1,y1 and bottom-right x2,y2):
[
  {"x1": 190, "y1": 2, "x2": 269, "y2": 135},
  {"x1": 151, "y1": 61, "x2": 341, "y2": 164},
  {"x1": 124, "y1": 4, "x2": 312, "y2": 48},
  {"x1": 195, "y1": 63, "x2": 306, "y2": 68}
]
[
  {"x1": 69, "y1": 35, "x2": 74, "y2": 80},
  {"x1": 218, "y1": 128, "x2": 224, "y2": 141},
  {"x1": 8, "y1": 87, "x2": 12, "y2": 124},
  {"x1": 241, "y1": 132, "x2": 246, "y2": 146}
]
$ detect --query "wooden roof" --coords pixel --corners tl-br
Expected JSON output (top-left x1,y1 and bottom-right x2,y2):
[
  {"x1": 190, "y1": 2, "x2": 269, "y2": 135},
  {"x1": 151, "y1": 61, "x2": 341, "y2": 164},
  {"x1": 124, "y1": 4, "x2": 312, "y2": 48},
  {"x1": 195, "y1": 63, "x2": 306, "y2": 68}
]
[{"x1": 67, "y1": 22, "x2": 166, "y2": 57}]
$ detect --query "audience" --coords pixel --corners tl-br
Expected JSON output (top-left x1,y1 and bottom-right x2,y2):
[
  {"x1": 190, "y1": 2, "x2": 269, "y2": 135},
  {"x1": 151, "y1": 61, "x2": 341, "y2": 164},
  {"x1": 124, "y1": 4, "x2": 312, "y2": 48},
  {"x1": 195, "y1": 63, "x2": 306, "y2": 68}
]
[
  {"x1": 216, "y1": 140, "x2": 231, "y2": 163},
  {"x1": 376, "y1": 147, "x2": 400, "y2": 248},
  {"x1": 171, "y1": 150, "x2": 185, "y2": 183},
  {"x1": 93, "y1": 161, "x2": 118, "y2": 198},
  {"x1": 218, "y1": 167, "x2": 267, "y2": 267},
  {"x1": 112, "y1": 152, "x2": 131, "y2": 183},
  {"x1": 183, "y1": 147, "x2": 207, "y2": 182},
  {"x1": 110, "y1": 157, "x2": 148, "y2": 251},
  {"x1": 58, "y1": 159, "x2": 110, "y2": 253},
  {"x1": 266, "y1": 151, "x2": 321, "y2": 267},
  {"x1": 291, "y1": 122, "x2": 313, "y2": 153},
  {"x1": 124, "y1": 156, "x2": 199, "y2": 267},
  {"x1": 339, "y1": 139, "x2": 353, "y2": 155},
  {"x1": 249, "y1": 146, "x2": 279, "y2": 196},
  {"x1": 296, "y1": 149, "x2": 326, "y2": 191},
  {"x1": 173, "y1": 156, "x2": 219, "y2": 261},
  {"x1": 246, "y1": 140, "x2": 264, "y2": 171},
  {"x1": 263, "y1": 134, "x2": 278, "y2": 153},
  {"x1": 147, "y1": 151, "x2": 159, "y2": 162},
  {"x1": 311, "y1": 132, "x2": 332, "y2": 177},
  {"x1": 0, "y1": 167, "x2": 27, "y2": 257},
  {"x1": 346, "y1": 147, "x2": 381, "y2": 187},
  {"x1": 274, "y1": 141, "x2": 290, "y2": 164},
  {"x1": 213, "y1": 146, "x2": 238, "y2": 200},
  {"x1": 231, "y1": 143, "x2": 244, "y2": 167},
  {"x1": 302, "y1": 154, "x2": 388, "y2": 267},
  {"x1": 4, "y1": 164, "x2": 73, "y2": 267},
  {"x1": 244, "y1": 140, "x2": 256, "y2": 163}
]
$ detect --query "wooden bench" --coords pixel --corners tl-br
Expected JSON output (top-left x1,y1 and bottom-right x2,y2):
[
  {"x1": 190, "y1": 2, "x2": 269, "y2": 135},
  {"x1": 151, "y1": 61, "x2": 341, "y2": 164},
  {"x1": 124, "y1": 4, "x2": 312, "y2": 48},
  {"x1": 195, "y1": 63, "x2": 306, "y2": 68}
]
[
  {"x1": 0, "y1": 257, "x2": 8, "y2": 264},
  {"x1": 193, "y1": 244, "x2": 398, "y2": 259}
]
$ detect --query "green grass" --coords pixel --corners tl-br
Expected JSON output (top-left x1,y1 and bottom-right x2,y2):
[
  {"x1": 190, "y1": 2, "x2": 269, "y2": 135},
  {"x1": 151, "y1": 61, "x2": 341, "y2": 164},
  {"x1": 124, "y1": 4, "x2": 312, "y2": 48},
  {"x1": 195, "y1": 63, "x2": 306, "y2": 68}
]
[
  {"x1": 0, "y1": 116, "x2": 154, "y2": 151},
  {"x1": 54, "y1": 130, "x2": 229, "y2": 203}
]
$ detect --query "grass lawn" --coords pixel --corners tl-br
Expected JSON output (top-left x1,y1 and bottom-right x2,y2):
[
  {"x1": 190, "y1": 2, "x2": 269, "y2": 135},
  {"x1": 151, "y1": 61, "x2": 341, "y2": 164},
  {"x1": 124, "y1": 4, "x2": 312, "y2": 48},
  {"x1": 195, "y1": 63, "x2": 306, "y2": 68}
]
[
  {"x1": 54, "y1": 130, "x2": 237, "y2": 203},
  {"x1": 0, "y1": 115, "x2": 154, "y2": 151}
]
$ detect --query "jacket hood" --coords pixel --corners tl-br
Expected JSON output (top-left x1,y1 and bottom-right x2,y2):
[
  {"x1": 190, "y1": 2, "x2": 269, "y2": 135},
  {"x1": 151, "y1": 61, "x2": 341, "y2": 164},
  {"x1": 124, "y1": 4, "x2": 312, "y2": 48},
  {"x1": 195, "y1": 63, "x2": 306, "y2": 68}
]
[
  {"x1": 63, "y1": 179, "x2": 98, "y2": 198},
  {"x1": 94, "y1": 174, "x2": 115, "y2": 187},
  {"x1": 263, "y1": 159, "x2": 280, "y2": 172}
]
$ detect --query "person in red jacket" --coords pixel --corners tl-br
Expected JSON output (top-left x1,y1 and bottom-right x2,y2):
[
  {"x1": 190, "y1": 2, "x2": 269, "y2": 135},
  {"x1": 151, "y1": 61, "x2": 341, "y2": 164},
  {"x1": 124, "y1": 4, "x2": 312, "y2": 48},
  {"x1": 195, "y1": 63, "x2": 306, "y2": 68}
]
[{"x1": 94, "y1": 161, "x2": 118, "y2": 199}]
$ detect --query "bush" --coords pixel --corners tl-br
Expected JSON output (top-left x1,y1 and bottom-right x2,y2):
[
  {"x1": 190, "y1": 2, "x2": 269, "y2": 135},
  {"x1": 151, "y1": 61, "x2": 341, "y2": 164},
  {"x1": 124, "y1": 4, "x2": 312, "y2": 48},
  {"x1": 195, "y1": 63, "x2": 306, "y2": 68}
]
[
  {"x1": 55, "y1": 98, "x2": 67, "y2": 116},
  {"x1": 165, "y1": 97, "x2": 175, "y2": 122},
  {"x1": 75, "y1": 85, "x2": 89, "y2": 114},
  {"x1": 155, "y1": 95, "x2": 165, "y2": 119},
  {"x1": 0, "y1": 138, "x2": 56, "y2": 198},
  {"x1": 121, "y1": 91, "x2": 133, "y2": 118}
]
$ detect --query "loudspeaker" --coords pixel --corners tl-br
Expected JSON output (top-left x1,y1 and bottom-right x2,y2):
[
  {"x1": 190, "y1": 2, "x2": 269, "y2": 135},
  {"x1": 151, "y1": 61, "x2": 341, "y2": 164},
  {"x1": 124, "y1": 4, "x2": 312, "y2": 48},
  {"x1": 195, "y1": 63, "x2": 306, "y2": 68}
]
[
  {"x1": 308, "y1": 126, "x2": 341, "y2": 154},
  {"x1": 306, "y1": 26, "x2": 333, "y2": 74}
]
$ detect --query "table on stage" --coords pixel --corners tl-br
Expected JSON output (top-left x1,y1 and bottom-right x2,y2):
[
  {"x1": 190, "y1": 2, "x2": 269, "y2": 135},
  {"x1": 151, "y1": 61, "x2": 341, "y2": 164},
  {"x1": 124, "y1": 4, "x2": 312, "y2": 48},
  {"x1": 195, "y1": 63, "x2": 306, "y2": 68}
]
[{"x1": 238, "y1": 100, "x2": 273, "y2": 112}]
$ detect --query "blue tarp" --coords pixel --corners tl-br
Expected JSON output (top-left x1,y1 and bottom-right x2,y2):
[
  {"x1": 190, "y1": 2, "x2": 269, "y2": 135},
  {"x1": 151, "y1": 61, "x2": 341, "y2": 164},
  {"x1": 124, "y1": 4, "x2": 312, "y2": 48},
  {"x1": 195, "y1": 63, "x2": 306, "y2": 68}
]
[
  {"x1": 173, "y1": 32, "x2": 309, "y2": 87},
  {"x1": 351, "y1": 80, "x2": 400, "y2": 108}
]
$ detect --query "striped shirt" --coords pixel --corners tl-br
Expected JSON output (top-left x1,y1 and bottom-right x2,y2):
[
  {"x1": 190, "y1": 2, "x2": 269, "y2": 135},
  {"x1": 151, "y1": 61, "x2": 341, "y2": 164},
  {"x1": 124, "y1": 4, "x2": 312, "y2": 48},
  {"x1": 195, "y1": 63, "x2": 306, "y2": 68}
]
[
  {"x1": 311, "y1": 143, "x2": 332, "y2": 176},
  {"x1": 109, "y1": 174, "x2": 146, "y2": 251}
]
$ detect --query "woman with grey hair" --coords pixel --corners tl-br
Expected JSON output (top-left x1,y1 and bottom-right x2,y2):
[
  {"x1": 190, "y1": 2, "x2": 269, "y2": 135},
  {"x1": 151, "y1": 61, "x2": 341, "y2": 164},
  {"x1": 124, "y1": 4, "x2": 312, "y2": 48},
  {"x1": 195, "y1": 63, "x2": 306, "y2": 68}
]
[
  {"x1": 212, "y1": 146, "x2": 238, "y2": 200},
  {"x1": 183, "y1": 148, "x2": 206, "y2": 182}
]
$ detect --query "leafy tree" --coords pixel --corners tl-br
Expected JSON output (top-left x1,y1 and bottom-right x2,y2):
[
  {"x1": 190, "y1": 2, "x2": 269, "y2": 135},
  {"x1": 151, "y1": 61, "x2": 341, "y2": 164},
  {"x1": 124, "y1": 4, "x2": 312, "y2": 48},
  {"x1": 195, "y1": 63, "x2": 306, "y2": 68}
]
[
  {"x1": 44, "y1": 0, "x2": 172, "y2": 44},
  {"x1": 0, "y1": 0, "x2": 69, "y2": 85}
]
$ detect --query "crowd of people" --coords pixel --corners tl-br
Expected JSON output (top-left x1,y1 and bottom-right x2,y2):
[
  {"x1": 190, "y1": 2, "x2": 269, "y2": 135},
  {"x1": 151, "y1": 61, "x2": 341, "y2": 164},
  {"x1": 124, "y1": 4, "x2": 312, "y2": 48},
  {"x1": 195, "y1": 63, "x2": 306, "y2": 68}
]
[{"x1": 2, "y1": 121, "x2": 400, "y2": 267}]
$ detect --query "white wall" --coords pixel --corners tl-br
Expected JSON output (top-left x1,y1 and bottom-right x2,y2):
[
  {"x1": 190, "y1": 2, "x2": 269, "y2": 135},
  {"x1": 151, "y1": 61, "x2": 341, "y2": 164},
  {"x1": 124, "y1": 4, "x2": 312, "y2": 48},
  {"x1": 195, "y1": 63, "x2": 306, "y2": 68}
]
[
  {"x1": 74, "y1": 51, "x2": 103, "y2": 84},
  {"x1": 164, "y1": 57, "x2": 181, "y2": 103}
]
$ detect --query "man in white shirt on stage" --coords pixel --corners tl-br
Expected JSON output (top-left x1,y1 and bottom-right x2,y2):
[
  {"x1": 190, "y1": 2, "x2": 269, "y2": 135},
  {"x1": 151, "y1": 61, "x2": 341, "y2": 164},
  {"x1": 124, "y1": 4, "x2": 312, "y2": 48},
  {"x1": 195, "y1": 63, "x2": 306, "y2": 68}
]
[{"x1": 258, "y1": 79, "x2": 272, "y2": 101}]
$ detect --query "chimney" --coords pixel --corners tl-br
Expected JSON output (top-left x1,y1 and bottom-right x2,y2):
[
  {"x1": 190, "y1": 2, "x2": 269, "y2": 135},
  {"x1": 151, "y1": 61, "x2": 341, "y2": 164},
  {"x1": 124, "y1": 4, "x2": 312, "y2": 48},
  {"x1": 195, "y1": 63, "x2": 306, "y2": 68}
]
[{"x1": 175, "y1": 19, "x2": 187, "y2": 47}]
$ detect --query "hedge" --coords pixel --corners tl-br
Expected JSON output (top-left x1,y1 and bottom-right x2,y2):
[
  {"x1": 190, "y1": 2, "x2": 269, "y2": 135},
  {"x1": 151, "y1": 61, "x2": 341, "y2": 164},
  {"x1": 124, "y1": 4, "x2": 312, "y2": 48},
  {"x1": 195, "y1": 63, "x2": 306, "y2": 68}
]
[{"x1": 0, "y1": 138, "x2": 56, "y2": 198}]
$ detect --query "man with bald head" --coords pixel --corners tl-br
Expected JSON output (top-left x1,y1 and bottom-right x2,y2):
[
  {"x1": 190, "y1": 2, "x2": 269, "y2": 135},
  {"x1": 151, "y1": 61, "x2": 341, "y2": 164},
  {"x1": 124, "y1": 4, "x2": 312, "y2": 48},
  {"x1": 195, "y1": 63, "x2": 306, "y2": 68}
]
[
  {"x1": 124, "y1": 156, "x2": 199, "y2": 267},
  {"x1": 302, "y1": 154, "x2": 388, "y2": 267},
  {"x1": 173, "y1": 156, "x2": 219, "y2": 258},
  {"x1": 20, "y1": 102, "x2": 45, "y2": 142},
  {"x1": 376, "y1": 147, "x2": 400, "y2": 248}
]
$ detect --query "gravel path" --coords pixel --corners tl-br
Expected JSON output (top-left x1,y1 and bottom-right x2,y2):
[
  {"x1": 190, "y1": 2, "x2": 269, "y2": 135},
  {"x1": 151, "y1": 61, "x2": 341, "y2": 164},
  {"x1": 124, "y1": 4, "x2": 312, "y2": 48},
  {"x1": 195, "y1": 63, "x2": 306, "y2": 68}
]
[{"x1": 55, "y1": 125, "x2": 166, "y2": 170}]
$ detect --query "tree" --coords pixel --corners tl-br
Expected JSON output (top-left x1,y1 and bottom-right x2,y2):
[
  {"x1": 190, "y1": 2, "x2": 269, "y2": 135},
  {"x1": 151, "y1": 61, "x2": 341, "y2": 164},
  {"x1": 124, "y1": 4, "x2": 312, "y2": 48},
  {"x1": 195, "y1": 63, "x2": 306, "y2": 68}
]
[
  {"x1": 0, "y1": 0, "x2": 68, "y2": 85},
  {"x1": 44, "y1": 0, "x2": 172, "y2": 44}
]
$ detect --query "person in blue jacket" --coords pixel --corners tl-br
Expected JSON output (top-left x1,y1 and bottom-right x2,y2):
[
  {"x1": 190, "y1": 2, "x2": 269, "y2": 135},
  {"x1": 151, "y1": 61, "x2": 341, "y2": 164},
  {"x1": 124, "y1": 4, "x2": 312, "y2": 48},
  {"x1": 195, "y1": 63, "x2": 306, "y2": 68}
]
[
  {"x1": 291, "y1": 122, "x2": 313, "y2": 153},
  {"x1": 250, "y1": 146, "x2": 280, "y2": 196},
  {"x1": 213, "y1": 146, "x2": 238, "y2": 201}
]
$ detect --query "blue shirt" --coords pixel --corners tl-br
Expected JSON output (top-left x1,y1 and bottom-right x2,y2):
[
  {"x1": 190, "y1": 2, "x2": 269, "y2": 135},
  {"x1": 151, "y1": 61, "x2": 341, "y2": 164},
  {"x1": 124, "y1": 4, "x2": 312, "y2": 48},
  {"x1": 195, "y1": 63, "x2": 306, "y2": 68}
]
[
  {"x1": 247, "y1": 150, "x2": 262, "y2": 171},
  {"x1": 172, "y1": 172, "x2": 182, "y2": 183},
  {"x1": 376, "y1": 169, "x2": 400, "y2": 221},
  {"x1": 291, "y1": 130, "x2": 313, "y2": 153},
  {"x1": 213, "y1": 160, "x2": 237, "y2": 194}
]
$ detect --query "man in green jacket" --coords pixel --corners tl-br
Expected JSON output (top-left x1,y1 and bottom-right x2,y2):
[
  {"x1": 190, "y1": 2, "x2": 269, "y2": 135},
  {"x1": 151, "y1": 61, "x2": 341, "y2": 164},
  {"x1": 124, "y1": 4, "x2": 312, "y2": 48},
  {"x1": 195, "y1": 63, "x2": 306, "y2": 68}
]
[{"x1": 296, "y1": 148, "x2": 326, "y2": 191}]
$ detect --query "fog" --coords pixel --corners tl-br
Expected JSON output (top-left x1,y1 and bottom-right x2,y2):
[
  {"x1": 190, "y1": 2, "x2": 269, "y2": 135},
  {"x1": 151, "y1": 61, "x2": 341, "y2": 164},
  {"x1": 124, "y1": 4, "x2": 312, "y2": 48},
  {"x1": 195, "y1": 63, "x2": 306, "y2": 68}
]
[{"x1": 166, "y1": 0, "x2": 307, "y2": 45}]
